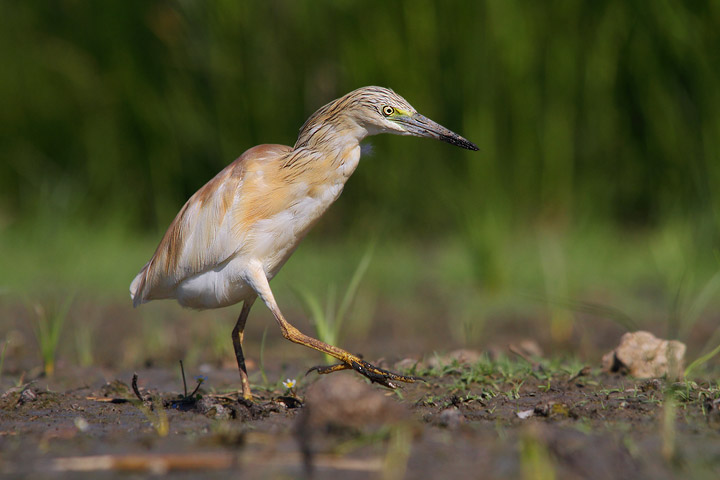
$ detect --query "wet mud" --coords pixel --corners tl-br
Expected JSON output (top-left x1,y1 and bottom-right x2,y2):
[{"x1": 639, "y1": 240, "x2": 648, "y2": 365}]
[{"x1": 1, "y1": 356, "x2": 719, "y2": 479}]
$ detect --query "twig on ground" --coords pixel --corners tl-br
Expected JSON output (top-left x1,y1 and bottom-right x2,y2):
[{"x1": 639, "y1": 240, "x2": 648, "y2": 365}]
[
  {"x1": 131, "y1": 373, "x2": 146, "y2": 403},
  {"x1": 86, "y1": 396, "x2": 130, "y2": 404},
  {"x1": 568, "y1": 366, "x2": 591, "y2": 383},
  {"x1": 180, "y1": 360, "x2": 188, "y2": 397},
  {"x1": 51, "y1": 453, "x2": 237, "y2": 473},
  {"x1": 508, "y1": 344, "x2": 543, "y2": 372},
  {"x1": 187, "y1": 377, "x2": 203, "y2": 398}
]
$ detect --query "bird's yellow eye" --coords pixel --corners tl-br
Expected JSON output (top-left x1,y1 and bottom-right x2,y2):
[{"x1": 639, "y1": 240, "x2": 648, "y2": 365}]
[{"x1": 382, "y1": 106, "x2": 395, "y2": 117}]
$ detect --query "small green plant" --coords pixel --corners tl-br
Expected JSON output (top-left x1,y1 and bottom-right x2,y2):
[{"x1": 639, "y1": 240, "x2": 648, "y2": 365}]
[
  {"x1": 178, "y1": 360, "x2": 205, "y2": 399},
  {"x1": 666, "y1": 268, "x2": 720, "y2": 379},
  {"x1": 296, "y1": 244, "x2": 374, "y2": 363},
  {"x1": 30, "y1": 296, "x2": 73, "y2": 376},
  {"x1": 506, "y1": 381, "x2": 524, "y2": 400},
  {"x1": 281, "y1": 378, "x2": 300, "y2": 399},
  {"x1": 538, "y1": 379, "x2": 552, "y2": 392}
]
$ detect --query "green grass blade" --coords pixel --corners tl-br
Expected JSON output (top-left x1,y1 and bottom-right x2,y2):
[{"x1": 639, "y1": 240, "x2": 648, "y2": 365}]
[
  {"x1": 680, "y1": 271, "x2": 720, "y2": 339},
  {"x1": 336, "y1": 243, "x2": 375, "y2": 331},
  {"x1": 684, "y1": 343, "x2": 720, "y2": 379}
]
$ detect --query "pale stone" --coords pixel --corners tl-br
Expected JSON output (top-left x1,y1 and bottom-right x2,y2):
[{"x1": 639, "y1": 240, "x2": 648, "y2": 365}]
[{"x1": 602, "y1": 331, "x2": 686, "y2": 378}]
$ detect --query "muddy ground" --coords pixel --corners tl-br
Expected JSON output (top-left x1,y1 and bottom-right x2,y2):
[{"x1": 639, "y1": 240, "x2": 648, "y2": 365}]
[
  {"x1": 1, "y1": 296, "x2": 719, "y2": 479},
  {"x1": 1, "y1": 349, "x2": 719, "y2": 480}
]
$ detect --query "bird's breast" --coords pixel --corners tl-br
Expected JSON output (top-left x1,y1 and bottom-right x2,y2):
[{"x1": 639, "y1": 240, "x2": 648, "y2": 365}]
[
  {"x1": 242, "y1": 143, "x2": 361, "y2": 279},
  {"x1": 250, "y1": 178, "x2": 347, "y2": 279}
]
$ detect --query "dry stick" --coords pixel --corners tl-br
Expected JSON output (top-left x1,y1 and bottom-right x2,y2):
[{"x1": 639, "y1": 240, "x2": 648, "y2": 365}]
[
  {"x1": 207, "y1": 393, "x2": 237, "y2": 402},
  {"x1": 52, "y1": 453, "x2": 236, "y2": 473},
  {"x1": 131, "y1": 373, "x2": 145, "y2": 402},
  {"x1": 179, "y1": 360, "x2": 188, "y2": 397},
  {"x1": 568, "y1": 366, "x2": 591, "y2": 383},
  {"x1": 51, "y1": 452, "x2": 381, "y2": 473},
  {"x1": 508, "y1": 344, "x2": 537, "y2": 366},
  {"x1": 86, "y1": 396, "x2": 130, "y2": 404},
  {"x1": 187, "y1": 378, "x2": 203, "y2": 398}
]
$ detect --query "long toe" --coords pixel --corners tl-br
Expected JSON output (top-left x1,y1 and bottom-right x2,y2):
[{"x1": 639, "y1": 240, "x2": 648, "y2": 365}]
[
  {"x1": 307, "y1": 358, "x2": 423, "y2": 388},
  {"x1": 350, "y1": 358, "x2": 423, "y2": 388}
]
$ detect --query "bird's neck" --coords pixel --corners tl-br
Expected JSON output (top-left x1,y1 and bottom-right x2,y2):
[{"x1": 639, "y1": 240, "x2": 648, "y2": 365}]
[
  {"x1": 285, "y1": 116, "x2": 366, "y2": 185},
  {"x1": 291, "y1": 116, "x2": 367, "y2": 179},
  {"x1": 294, "y1": 114, "x2": 367, "y2": 153}
]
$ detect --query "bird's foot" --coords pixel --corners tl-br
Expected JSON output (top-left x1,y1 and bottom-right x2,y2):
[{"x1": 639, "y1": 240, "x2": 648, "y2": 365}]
[{"x1": 307, "y1": 357, "x2": 423, "y2": 389}]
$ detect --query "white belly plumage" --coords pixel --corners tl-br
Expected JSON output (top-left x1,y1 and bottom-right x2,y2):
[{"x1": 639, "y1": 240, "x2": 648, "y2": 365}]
[{"x1": 174, "y1": 181, "x2": 346, "y2": 309}]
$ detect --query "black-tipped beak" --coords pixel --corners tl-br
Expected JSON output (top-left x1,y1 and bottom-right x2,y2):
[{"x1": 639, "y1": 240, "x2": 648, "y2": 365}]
[{"x1": 398, "y1": 113, "x2": 479, "y2": 151}]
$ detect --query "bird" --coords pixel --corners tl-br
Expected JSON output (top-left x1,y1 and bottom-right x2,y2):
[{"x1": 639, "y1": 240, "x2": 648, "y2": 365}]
[{"x1": 130, "y1": 86, "x2": 478, "y2": 400}]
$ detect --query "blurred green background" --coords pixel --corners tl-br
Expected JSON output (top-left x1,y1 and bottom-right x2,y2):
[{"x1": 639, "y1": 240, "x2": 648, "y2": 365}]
[{"x1": 1, "y1": 1, "x2": 719, "y2": 373}]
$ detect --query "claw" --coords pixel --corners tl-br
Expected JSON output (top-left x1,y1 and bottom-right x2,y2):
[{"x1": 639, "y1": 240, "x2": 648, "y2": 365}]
[{"x1": 307, "y1": 357, "x2": 424, "y2": 389}]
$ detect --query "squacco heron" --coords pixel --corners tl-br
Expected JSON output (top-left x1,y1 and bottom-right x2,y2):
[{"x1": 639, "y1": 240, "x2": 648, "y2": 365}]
[{"x1": 130, "y1": 86, "x2": 478, "y2": 400}]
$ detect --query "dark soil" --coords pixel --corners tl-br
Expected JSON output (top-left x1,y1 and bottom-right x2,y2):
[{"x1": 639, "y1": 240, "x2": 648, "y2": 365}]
[{"x1": 1, "y1": 356, "x2": 719, "y2": 480}]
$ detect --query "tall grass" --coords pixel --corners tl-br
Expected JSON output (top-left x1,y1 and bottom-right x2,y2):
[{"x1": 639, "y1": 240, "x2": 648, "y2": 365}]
[
  {"x1": 1, "y1": 2, "x2": 719, "y2": 239},
  {"x1": 30, "y1": 296, "x2": 73, "y2": 376},
  {"x1": 295, "y1": 244, "x2": 374, "y2": 363},
  {"x1": 684, "y1": 343, "x2": 720, "y2": 380}
]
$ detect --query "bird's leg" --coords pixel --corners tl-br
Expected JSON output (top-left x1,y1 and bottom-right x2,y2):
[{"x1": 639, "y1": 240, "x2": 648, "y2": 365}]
[
  {"x1": 232, "y1": 296, "x2": 257, "y2": 401},
  {"x1": 245, "y1": 263, "x2": 421, "y2": 388}
]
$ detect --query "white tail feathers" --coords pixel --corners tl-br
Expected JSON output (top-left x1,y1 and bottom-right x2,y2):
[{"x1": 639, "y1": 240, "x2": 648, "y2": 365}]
[{"x1": 129, "y1": 263, "x2": 150, "y2": 308}]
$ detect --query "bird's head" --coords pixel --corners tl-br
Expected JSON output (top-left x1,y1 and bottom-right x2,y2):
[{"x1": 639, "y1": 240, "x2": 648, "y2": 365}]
[
  {"x1": 296, "y1": 86, "x2": 478, "y2": 151},
  {"x1": 344, "y1": 86, "x2": 479, "y2": 151}
]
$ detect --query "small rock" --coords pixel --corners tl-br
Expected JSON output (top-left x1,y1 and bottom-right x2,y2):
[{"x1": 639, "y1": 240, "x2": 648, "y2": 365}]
[
  {"x1": 275, "y1": 395, "x2": 303, "y2": 409},
  {"x1": 74, "y1": 417, "x2": 90, "y2": 432},
  {"x1": 197, "y1": 396, "x2": 232, "y2": 420},
  {"x1": 602, "y1": 331, "x2": 685, "y2": 378},
  {"x1": 435, "y1": 407, "x2": 465, "y2": 428},
  {"x1": 100, "y1": 379, "x2": 132, "y2": 398},
  {"x1": 706, "y1": 398, "x2": 720, "y2": 430},
  {"x1": 19, "y1": 388, "x2": 37, "y2": 404},
  {"x1": 300, "y1": 375, "x2": 408, "y2": 431},
  {"x1": 639, "y1": 379, "x2": 662, "y2": 392},
  {"x1": 296, "y1": 376, "x2": 411, "y2": 477},
  {"x1": 533, "y1": 402, "x2": 571, "y2": 418},
  {"x1": 517, "y1": 409, "x2": 535, "y2": 419}
]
